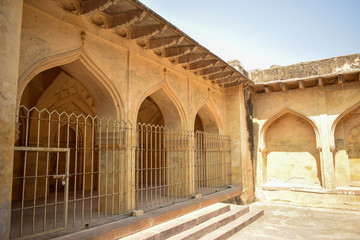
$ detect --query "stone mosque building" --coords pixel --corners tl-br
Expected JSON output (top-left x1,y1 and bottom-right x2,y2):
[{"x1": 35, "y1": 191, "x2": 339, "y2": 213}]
[{"x1": 1, "y1": 0, "x2": 360, "y2": 239}]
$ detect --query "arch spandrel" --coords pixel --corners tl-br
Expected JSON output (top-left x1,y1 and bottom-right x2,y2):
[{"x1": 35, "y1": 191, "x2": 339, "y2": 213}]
[
  {"x1": 17, "y1": 50, "x2": 124, "y2": 120},
  {"x1": 259, "y1": 107, "x2": 321, "y2": 152},
  {"x1": 330, "y1": 101, "x2": 360, "y2": 151},
  {"x1": 194, "y1": 99, "x2": 223, "y2": 134},
  {"x1": 135, "y1": 81, "x2": 187, "y2": 130}
]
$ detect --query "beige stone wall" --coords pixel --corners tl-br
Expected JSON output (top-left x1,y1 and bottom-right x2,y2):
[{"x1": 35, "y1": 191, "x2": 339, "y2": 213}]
[
  {"x1": 10, "y1": 0, "x2": 247, "y2": 211},
  {"x1": 253, "y1": 81, "x2": 360, "y2": 208},
  {"x1": 0, "y1": 1, "x2": 23, "y2": 238},
  {"x1": 18, "y1": 1, "x2": 227, "y2": 132}
]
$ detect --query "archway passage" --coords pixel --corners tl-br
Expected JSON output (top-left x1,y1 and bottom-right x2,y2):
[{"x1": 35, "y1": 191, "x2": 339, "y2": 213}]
[
  {"x1": 135, "y1": 88, "x2": 187, "y2": 210},
  {"x1": 349, "y1": 125, "x2": 360, "y2": 182},
  {"x1": 11, "y1": 63, "x2": 125, "y2": 238},
  {"x1": 264, "y1": 113, "x2": 321, "y2": 188},
  {"x1": 136, "y1": 97, "x2": 167, "y2": 206},
  {"x1": 334, "y1": 105, "x2": 360, "y2": 186},
  {"x1": 194, "y1": 104, "x2": 228, "y2": 194}
]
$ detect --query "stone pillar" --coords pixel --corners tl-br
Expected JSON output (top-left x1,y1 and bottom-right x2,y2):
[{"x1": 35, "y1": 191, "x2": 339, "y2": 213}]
[
  {"x1": 318, "y1": 91, "x2": 335, "y2": 189},
  {"x1": 225, "y1": 86, "x2": 254, "y2": 203},
  {"x1": 0, "y1": 0, "x2": 23, "y2": 238}
]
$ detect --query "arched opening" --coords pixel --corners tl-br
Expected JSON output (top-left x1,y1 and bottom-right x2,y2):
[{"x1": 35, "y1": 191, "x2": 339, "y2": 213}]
[
  {"x1": 135, "y1": 87, "x2": 185, "y2": 210},
  {"x1": 263, "y1": 112, "x2": 321, "y2": 188},
  {"x1": 349, "y1": 125, "x2": 360, "y2": 182},
  {"x1": 194, "y1": 103, "x2": 223, "y2": 193},
  {"x1": 136, "y1": 96, "x2": 166, "y2": 209},
  {"x1": 334, "y1": 105, "x2": 360, "y2": 187},
  {"x1": 11, "y1": 60, "x2": 123, "y2": 238}
]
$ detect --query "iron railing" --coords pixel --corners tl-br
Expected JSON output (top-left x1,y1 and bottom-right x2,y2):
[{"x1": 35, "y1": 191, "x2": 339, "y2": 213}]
[{"x1": 11, "y1": 106, "x2": 231, "y2": 239}]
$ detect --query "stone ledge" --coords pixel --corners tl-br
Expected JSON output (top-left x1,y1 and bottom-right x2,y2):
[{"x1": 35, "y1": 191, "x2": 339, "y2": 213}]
[
  {"x1": 256, "y1": 189, "x2": 360, "y2": 211},
  {"x1": 50, "y1": 187, "x2": 242, "y2": 240}
]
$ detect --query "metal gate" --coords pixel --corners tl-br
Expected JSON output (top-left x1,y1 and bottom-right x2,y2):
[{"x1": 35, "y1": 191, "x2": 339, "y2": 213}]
[
  {"x1": 11, "y1": 106, "x2": 231, "y2": 239},
  {"x1": 11, "y1": 106, "x2": 133, "y2": 239},
  {"x1": 12, "y1": 147, "x2": 70, "y2": 238}
]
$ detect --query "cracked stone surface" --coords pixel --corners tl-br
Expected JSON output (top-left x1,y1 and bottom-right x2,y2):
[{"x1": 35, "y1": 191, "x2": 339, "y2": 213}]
[{"x1": 229, "y1": 202, "x2": 360, "y2": 240}]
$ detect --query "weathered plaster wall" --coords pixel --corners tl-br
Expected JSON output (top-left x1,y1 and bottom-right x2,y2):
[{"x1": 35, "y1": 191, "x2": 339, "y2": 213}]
[
  {"x1": 265, "y1": 113, "x2": 321, "y2": 186},
  {"x1": 0, "y1": 1, "x2": 23, "y2": 238},
  {"x1": 225, "y1": 87, "x2": 254, "y2": 203},
  {"x1": 18, "y1": 1, "x2": 227, "y2": 132},
  {"x1": 253, "y1": 81, "x2": 360, "y2": 208},
  {"x1": 334, "y1": 106, "x2": 360, "y2": 187},
  {"x1": 250, "y1": 53, "x2": 360, "y2": 82}
]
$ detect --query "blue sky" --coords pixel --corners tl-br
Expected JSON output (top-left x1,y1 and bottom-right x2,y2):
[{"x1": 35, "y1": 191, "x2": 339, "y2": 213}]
[{"x1": 140, "y1": 0, "x2": 360, "y2": 70}]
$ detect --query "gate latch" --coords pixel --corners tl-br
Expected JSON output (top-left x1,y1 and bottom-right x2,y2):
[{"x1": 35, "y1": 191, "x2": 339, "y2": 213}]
[{"x1": 53, "y1": 174, "x2": 67, "y2": 185}]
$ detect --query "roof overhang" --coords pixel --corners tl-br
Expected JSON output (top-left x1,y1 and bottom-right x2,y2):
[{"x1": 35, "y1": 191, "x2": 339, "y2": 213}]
[{"x1": 55, "y1": 0, "x2": 252, "y2": 88}]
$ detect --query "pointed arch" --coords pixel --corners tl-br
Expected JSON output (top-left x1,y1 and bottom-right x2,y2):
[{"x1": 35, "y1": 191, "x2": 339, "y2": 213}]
[
  {"x1": 259, "y1": 107, "x2": 321, "y2": 152},
  {"x1": 136, "y1": 81, "x2": 187, "y2": 129},
  {"x1": 17, "y1": 48, "x2": 124, "y2": 120},
  {"x1": 194, "y1": 99, "x2": 223, "y2": 134},
  {"x1": 330, "y1": 101, "x2": 360, "y2": 150}
]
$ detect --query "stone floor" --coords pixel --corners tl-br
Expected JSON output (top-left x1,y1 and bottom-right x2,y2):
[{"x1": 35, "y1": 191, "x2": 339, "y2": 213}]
[{"x1": 229, "y1": 202, "x2": 360, "y2": 240}]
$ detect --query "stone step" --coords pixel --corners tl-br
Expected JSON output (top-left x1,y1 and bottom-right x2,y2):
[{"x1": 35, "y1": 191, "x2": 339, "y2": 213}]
[
  {"x1": 121, "y1": 203, "x2": 231, "y2": 240},
  {"x1": 198, "y1": 209, "x2": 264, "y2": 240},
  {"x1": 166, "y1": 205, "x2": 249, "y2": 240}
]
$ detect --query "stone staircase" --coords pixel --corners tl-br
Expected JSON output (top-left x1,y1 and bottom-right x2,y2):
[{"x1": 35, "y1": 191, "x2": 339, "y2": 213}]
[{"x1": 121, "y1": 203, "x2": 264, "y2": 240}]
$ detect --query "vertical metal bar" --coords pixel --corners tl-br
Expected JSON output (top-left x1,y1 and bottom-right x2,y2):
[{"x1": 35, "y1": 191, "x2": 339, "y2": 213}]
[
  {"x1": 65, "y1": 116, "x2": 70, "y2": 229},
  {"x1": 154, "y1": 126, "x2": 158, "y2": 206},
  {"x1": 19, "y1": 109, "x2": 30, "y2": 237},
  {"x1": 150, "y1": 125, "x2": 153, "y2": 207},
  {"x1": 111, "y1": 121, "x2": 115, "y2": 216},
  {"x1": 54, "y1": 114, "x2": 61, "y2": 229},
  {"x1": 43, "y1": 112, "x2": 51, "y2": 231},
  {"x1": 73, "y1": 117, "x2": 79, "y2": 226},
  {"x1": 64, "y1": 149, "x2": 70, "y2": 229},
  {"x1": 120, "y1": 122, "x2": 124, "y2": 214},
  {"x1": 145, "y1": 125, "x2": 149, "y2": 208},
  {"x1": 31, "y1": 112, "x2": 41, "y2": 234},
  {"x1": 135, "y1": 125, "x2": 139, "y2": 210},
  {"x1": 166, "y1": 128, "x2": 169, "y2": 204},
  {"x1": 82, "y1": 118, "x2": 87, "y2": 224},
  {"x1": 90, "y1": 118, "x2": 95, "y2": 222},
  {"x1": 105, "y1": 120, "x2": 108, "y2": 218},
  {"x1": 97, "y1": 120, "x2": 102, "y2": 221},
  {"x1": 140, "y1": 124, "x2": 143, "y2": 210}
]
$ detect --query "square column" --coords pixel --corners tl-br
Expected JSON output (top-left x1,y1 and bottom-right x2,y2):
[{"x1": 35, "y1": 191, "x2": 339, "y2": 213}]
[{"x1": 0, "y1": 1, "x2": 23, "y2": 238}]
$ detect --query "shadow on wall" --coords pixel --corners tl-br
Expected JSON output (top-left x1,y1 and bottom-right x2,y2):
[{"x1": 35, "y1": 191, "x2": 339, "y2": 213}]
[
  {"x1": 334, "y1": 106, "x2": 360, "y2": 187},
  {"x1": 264, "y1": 113, "x2": 322, "y2": 187}
]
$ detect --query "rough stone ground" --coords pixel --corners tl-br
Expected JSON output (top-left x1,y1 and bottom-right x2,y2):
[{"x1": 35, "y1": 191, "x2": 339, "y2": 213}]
[{"x1": 229, "y1": 202, "x2": 360, "y2": 240}]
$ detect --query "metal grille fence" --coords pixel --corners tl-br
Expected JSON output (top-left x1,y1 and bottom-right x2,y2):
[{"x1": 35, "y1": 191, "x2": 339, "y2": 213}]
[
  {"x1": 11, "y1": 106, "x2": 133, "y2": 239},
  {"x1": 11, "y1": 106, "x2": 231, "y2": 239},
  {"x1": 135, "y1": 124, "x2": 232, "y2": 211}
]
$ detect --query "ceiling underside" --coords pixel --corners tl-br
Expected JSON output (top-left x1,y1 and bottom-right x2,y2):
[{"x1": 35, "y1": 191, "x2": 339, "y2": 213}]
[{"x1": 56, "y1": 0, "x2": 251, "y2": 88}]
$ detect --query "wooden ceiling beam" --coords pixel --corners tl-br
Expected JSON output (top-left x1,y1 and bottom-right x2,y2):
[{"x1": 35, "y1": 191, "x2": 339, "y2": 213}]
[
  {"x1": 148, "y1": 36, "x2": 184, "y2": 50},
  {"x1": 214, "y1": 76, "x2": 239, "y2": 84},
  {"x1": 128, "y1": 24, "x2": 167, "y2": 40},
  {"x1": 197, "y1": 66, "x2": 227, "y2": 76},
  {"x1": 185, "y1": 59, "x2": 217, "y2": 70},
  {"x1": 338, "y1": 75, "x2": 344, "y2": 85},
  {"x1": 280, "y1": 82, "x2": 288, "y2": 91},
  {"x1": 264, "y1": 85, "x2": 272, "y2": 94},
  {"x1": 162, "y1": 46, "x2": 197, "y2": 58},
  {"x1": 80, "y1": 0, "x2": 113, "y2": 14},
  {"x1": 298, "y1": 80, "x2": 305, "y2": 89},
  {"x1": 207, "y1": 71, "x2": 235, "y2": 81},
  {"x1": 176, "y1": 53, "x2": 208, "y2": 64},
  {"x1": 106, "y1": 10, "x2": 146, "y2": 28}
]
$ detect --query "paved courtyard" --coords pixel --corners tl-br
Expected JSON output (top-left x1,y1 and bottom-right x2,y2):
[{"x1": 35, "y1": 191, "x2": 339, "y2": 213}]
[{"x1": 229, "y1": 202, "x2": 360, "y2": 240}]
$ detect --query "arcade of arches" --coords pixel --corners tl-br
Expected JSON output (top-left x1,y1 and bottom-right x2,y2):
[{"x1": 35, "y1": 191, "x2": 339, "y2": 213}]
[{"x1": 1, "y1": 0, "x2": 360, "y2": 239}]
